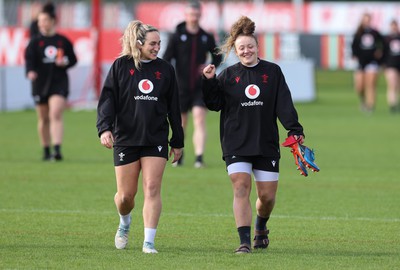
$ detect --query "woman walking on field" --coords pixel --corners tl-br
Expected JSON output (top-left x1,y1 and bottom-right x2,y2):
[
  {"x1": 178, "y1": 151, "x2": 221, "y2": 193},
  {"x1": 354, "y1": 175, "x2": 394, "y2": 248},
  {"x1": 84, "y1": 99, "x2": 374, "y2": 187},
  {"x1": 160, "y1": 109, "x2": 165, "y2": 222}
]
[
  {"x1": 383, "y1": 19, "x2": 400, "y2": 113},
  {"x1": 25, "y1": 2, "x2": 77, "y2": 161},
  {"x1": 97, "y1": 20, "x2": 184, "y2": 253},
  {"x1": 202, "y1": 16, "x2": 306, "y2": 254},
  {"x1": 351, "y1": 13, "x2": 384, "y2": 113}
]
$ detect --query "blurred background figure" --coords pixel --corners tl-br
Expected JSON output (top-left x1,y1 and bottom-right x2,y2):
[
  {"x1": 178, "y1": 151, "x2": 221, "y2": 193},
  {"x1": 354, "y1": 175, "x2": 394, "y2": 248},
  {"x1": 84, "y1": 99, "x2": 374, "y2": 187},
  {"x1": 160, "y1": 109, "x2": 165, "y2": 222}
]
[
  {"x1": 163, "y1": 0, "x2": 222, "y2": 168},
  {"x1": 29, "y1": 7, "x2": 40, "y2": 39},
  {"x1": 351, "y1": 13, "x2": 384, "y2": 114},
  {"x1": 383, "y1": 19, "x2": 400, "y2": 113},
  {"x1": 24, "y1": 2, "x2": 77, "y2": 161},
  {"x1": 29, "y1": 2, "x2": 55, "y2": 39}
]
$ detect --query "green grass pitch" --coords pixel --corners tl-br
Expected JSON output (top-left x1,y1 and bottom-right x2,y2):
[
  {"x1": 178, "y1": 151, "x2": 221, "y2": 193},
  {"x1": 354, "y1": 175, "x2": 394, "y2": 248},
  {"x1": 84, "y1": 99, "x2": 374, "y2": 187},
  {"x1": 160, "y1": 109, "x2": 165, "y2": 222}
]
[{"x1": 0, "y1": 70, "x2": 399, "y2": 269}]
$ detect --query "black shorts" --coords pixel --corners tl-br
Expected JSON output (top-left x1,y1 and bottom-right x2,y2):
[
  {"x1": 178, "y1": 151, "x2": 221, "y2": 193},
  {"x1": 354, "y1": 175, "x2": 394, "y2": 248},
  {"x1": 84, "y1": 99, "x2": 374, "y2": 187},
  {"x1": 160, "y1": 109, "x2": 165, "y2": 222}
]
[
  {"x1": 33, "y1": 91, "x2": 68, "y2": 105},
  {"x1": 224, "y1": 155, "x2": 280, "y2": 172},
  {"x1": 179, "y1": 91, "x2": 206, "y2": 113},
  {"x1": 357, "y1": 61, "x2": 379, "y2": 72},
  {"x1": 113, "y1": 145, "x2": 168, "y2": 166},
  {"x1": 385, "y1": 64, "x2": 400, "y2": 72}
]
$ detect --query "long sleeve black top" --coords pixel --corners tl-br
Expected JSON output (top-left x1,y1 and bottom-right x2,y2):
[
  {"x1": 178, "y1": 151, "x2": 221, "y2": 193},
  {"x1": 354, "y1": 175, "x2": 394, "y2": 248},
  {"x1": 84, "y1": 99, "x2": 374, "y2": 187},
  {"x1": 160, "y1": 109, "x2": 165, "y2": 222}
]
[
  {"x1": 25, "y1": 33, "x2": 77, "y2": 96},
  {"x1": 202, "y1": 60, "x2": 304, "y2": 158},
  {"x1": 97, "y1": 56, "x2": 184, "y2": 149},
  {"x1": 383, "y1": 33, "x2": 400, "y2": 68},
  {"x1": 351, "y1": 28, "x2": 384, "y2": 66},
  {"x1": 163, "y1": 22, "x2": 222, "y2": 94}
]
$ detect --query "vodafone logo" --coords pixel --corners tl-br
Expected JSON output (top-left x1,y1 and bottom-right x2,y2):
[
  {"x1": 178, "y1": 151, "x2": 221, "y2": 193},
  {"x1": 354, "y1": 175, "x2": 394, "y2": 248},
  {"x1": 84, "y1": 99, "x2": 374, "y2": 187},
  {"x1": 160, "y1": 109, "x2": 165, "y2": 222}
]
[
  {"x1": 138, "y1": 79, "x2": 154, "y2": 94},
  {"x1": 44, "y1": 45, "x2": 58, "y2": 59},
  {"x1": 134, "y1": 79, "x2": 158, "y2": 101},
  {"x1": 390, "y1": 40, "x2": 400, "y2": 54},
  {"x1": 361, "y1": 34, "x2": 374, "y2": 48},
  {"x1": 245, "y1": 84, "x2": 260, "y2": 99}
]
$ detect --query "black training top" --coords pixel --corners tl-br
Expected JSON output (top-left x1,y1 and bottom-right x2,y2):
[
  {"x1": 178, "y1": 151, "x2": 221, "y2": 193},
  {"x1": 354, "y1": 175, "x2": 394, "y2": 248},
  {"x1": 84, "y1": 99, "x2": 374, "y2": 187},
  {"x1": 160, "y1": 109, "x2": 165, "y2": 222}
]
[
  {"x1": 202, "y1": 60, "x2": 304, "y2": 158},
  {"x1": 163, "y1": 22, "x2": 222, "y2": 94},
  {"x1": 25, "y1": 33, "x2": 77, "y2": 96},
  {"x1": 351, "y1": 28, "x2": 384, "y2": 66},
  {"x1": 97, "y1": 56, "x2": 184, "y2": 149},
  {"x1": 383, "y1": 32, "x2": 400, "y2": 69}
]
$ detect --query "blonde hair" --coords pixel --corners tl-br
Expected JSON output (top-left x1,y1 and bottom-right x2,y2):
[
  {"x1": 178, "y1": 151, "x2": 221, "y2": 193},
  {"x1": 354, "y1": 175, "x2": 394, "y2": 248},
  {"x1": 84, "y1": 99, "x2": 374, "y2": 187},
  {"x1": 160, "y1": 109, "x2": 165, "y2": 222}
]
[
  {"x1": 120, "y1": 20, "x2": 159, "y2": 69},
  {"x1": 218, "y1": 16, "x2": 258, "y2": 63}
]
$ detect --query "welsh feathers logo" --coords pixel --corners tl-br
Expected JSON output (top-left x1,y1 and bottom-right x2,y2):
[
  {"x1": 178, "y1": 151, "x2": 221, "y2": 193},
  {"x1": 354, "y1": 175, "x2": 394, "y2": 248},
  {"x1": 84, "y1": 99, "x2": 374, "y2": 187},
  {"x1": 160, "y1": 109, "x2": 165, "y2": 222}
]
[
  {"x1": 244, "y1": 84, "x2": 260, "y2": 99},
  {"x1": 138, "y1": 79, "x2": 154, "y2": 94}
]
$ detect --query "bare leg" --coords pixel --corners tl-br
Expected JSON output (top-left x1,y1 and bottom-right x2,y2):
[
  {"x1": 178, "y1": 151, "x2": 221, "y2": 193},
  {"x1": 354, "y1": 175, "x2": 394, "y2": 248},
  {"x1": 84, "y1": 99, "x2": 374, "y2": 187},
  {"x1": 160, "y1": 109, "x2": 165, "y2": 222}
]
[
  {"x1": 354, "y1": 70, "x2": 365, "y2": 105},
  {"x1": 192, "y1": 106, "x2": 207, "y2": 158},
  {"x1": 230, "y1": 172, "x2": 252, "y2": 227},
  {"x1": 255, "y1": 181, "x2": 278, "y2": 218},
  {"x1": 114, "y1": 161, "x2": 140, "y2": 249},
  {"x1": 35, "y1": 104, "x2": 50, "y2": 147},
  {"x1": 385, "y1": 68, "x2": 400, "y2": 111},
  {"x1": 253, "y1": 180, "x2": 278, "y2": 249},
  {"x1": 364, "y1": 71, "x2": 379, "y2": 111},
  {"x1": 114, "y1": 162, "x2": 140, "y2": 215},
  {"x1": 141, "y1": 156, "x2": 167, "y2": 229},
  {"x1": 48, "y1": 95, "x2": 66, "y2": 145}
]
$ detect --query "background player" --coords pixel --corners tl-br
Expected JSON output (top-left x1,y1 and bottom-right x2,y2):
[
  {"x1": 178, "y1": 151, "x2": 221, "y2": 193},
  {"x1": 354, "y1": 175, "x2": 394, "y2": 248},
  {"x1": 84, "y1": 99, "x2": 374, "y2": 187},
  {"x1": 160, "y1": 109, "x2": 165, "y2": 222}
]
[
  {"x1": 163, "y1": 0, "x2": 222, "y2": 168},
  {"x1": 25, "y1": 2, "x2": 77, "y2": 161},
  {"x1": 351, "y1": 13, "x2": 384, "y2": 113}
]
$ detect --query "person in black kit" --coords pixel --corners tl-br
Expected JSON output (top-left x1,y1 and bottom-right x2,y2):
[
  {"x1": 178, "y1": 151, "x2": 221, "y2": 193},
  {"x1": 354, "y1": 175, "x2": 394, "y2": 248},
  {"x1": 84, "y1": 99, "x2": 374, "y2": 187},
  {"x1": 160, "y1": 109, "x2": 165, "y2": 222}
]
[
  {"x1": 351, "y1": 13, "x2": 384, "y2": 113},
  {"x1": 29, "y1": 2, "x2": 53, "y2": 39},
  {"x1": 163, "y1": 0, "x2": 222, "y2": 168},
  {"x1": 202, "y1": 16, "x2": 305, "y2": 254},
  {"x1": 29, "y1": 14, "x2": 40, "y2": 39},
  {"x1": 383, "y1": 19, "x2": 400, "y2": 113},
  {"x1": 97, "y1": 20, "x2": 184, "y2": 254},
  {"x1": 25, "y1": 2, "x2": 77, "y2": 161}
]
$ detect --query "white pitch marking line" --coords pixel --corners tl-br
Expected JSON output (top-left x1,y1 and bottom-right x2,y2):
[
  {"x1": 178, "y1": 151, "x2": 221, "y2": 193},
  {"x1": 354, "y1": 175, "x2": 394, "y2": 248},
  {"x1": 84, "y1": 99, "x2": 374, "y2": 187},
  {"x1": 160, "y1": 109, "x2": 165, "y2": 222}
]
[{"x1": 0, "y1": 209, "x2": 399, "y2": 223}]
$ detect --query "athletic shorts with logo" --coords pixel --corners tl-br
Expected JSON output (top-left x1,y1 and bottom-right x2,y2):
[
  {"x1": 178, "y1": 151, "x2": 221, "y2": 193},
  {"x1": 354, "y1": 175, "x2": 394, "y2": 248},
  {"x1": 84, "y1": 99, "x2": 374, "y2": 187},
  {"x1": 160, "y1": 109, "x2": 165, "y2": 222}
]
[
  {"x1": 224, "y1": 155, "x2": 279, "y2": 172},
  {"x1": 113, "y1": 145, "x2": 168, "y2": 166}
]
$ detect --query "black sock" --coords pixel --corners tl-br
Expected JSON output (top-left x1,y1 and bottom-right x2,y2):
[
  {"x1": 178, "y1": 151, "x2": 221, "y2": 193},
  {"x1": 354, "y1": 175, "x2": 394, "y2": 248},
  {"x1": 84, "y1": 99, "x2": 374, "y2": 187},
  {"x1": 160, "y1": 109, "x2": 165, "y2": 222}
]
[
  {"x1": 255, "y1": 215, "x2": 269, "y2": 231},
  {"x1": 237, "y1": 226, "x2": 251, "y2": 245},
  {"x1": 195, "y1": 155, "x2": 203, "y2": 163},
  {"x1": 44, "y1": 146, "x2": 51, "y2": 157},
  {"x1": 54, "y1": 144, "x2": 61, "y2": 155}
]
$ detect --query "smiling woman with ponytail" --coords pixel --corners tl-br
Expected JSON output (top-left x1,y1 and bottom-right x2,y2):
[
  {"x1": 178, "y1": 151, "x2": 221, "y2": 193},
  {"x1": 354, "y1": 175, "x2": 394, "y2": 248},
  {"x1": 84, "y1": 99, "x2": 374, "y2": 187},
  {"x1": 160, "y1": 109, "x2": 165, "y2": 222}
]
[
  {"x1": 202, "y1": 16, "x2": 306, "y2": 254},
  {"x1": 97, "y1": 20, "x2": 184, "y2": 254}
]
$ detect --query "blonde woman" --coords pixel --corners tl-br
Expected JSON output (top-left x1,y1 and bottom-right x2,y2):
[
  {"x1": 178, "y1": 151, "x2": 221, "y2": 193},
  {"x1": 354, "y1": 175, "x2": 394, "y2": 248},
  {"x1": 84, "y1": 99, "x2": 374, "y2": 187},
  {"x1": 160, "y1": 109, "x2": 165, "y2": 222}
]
[
  {"x1": 97, "y1": 20, "x2": 184, "y2": 253},
  {"x1": 202, "y1": 16, "x2": 305, "y2": 253}
]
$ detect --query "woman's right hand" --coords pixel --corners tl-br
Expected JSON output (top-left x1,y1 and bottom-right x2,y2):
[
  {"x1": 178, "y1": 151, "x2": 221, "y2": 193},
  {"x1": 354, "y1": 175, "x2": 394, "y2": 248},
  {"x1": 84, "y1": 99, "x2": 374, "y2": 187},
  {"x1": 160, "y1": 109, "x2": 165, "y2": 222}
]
[
  {"x1": 27, "y1": 71, "x2": 37, "y2": 81},
  {"x1": 203, "y1": 64, "x2": 216, "y2": 79},
  {"x1": 100, "y1": 131, "x2": 114, "y2": 149}
]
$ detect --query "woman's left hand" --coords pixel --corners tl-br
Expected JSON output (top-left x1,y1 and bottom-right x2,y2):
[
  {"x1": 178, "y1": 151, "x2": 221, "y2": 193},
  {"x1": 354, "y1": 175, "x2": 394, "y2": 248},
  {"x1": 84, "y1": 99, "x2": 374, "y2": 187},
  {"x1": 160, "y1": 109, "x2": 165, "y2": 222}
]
[
  {"x1": 294, "y1": 135, "x2": 304, "y2": 144},
  {"x1": 100, "y1": 130, "x2": 114, "y2": 149},
  {"x1": 169, "y1": 148, "x2": 183, "y2": 163}
]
